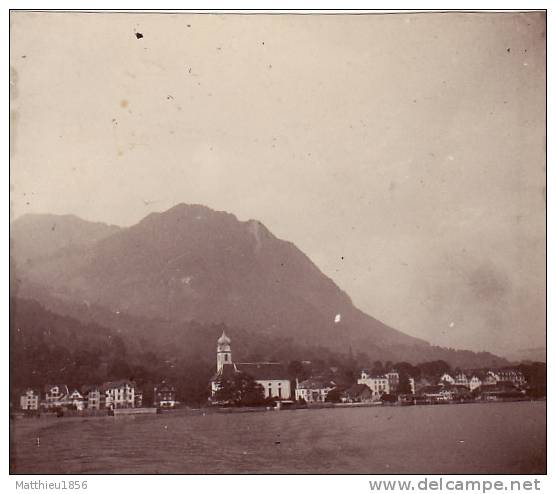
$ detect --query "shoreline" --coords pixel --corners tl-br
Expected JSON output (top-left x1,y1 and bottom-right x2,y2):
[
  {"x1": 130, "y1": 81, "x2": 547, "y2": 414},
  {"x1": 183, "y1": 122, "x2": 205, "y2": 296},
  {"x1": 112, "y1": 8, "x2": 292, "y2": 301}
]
[{"x1": 10, "y1": 396, "x2": 544, "y2": 422}]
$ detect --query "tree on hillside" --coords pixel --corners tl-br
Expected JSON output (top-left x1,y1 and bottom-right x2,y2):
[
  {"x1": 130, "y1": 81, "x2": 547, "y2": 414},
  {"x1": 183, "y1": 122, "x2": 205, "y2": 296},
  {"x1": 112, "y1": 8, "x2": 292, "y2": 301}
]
[
  {"x1": 287, "y1": 360, "x2": 309, "y2": 381},
  {"x1": 393, "y1": 361, "x2": 419, "y2": 378},
  {"x1": 213, "y1": 372, "x2": 266, "y2": 406},
  {"x1": 174, "y1": 359, "x2": 214, "y2": 406},
  {"x1": 355, "y1": 352, "x2": 370, "y2": 367},
  {"x1": 108, "y1": 359, "x2": 132, "y2": 380},
  {"x1": 417, "y1": 360, "x2": 451, "y2": 380},
  {"x1": 372, "y1": 361, "x2": 384, "y2": 375},
  {"x1": 343, "y1": 366, "x2": 358, "y2": 384}
]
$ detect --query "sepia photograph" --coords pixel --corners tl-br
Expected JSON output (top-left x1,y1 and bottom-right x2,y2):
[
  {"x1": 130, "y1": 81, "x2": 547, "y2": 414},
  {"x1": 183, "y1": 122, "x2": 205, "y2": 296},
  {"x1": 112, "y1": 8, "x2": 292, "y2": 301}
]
[{"x1": 8, "y1": 9, "x2": 546, "y2": 476}]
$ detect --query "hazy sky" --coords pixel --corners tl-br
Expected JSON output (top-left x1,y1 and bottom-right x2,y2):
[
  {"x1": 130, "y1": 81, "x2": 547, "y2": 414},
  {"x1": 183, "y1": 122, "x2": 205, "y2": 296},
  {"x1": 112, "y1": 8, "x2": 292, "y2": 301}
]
[{"x1": 10, "y1": 11, "x2": 546, "y2": 357}]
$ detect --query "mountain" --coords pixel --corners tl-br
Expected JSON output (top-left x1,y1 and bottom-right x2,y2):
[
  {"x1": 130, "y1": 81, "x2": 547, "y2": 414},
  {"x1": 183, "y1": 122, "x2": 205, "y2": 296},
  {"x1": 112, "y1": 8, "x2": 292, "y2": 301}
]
[
  {"x1": 11, "y1": 213, "x2": 120, "y2": 267},
  {"x1": 10, "y1": 297, "x2": 127, "y2": 392},
  {"x1": 506, "y1": 347, "x2": 546, "y2": 364},
  {"x1": 10, "y1": 204, "x2": 508, "y2": 367}
]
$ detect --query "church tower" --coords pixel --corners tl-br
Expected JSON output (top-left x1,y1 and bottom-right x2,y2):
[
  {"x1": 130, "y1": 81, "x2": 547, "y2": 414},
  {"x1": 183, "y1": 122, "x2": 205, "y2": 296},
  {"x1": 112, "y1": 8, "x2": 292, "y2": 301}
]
[{"x1": 216, "y1": 330, "x2": 232, "y2": 373}]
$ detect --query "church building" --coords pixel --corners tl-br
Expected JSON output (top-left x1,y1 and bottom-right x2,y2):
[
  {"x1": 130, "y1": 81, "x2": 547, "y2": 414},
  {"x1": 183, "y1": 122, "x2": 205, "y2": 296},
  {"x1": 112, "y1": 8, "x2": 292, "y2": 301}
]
[{"x1": 210, "y1": 331, "x2": 292, "y2": 401}]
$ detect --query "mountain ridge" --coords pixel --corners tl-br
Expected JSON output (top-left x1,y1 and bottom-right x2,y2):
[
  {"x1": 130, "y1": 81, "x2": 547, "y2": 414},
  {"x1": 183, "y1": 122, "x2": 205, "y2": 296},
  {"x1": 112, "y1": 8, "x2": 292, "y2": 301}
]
[
  {"x1": 10, "y1": 204, "x2": 508, "y2": 368},
  {"x1": 11, "y1": 212, "x2": 120, "y2": 267}
]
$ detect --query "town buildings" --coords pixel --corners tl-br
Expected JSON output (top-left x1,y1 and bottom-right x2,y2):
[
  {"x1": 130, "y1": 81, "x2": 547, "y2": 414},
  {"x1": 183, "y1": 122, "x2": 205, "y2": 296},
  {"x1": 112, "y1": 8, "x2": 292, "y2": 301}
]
[
  {"x1": 16, "y1": 341, "x2": 530, "y2": 412},
  {"x1": 341, "y1": 383, "x2": 373, "y2": 403},
  {"x1": 18, "y1": 380, "x2": 145, "y2": 412},
  {"x1": 436, "y1": 369, "x2": 527, "y2": 392},
  {"x1": 496, "y1": 369, "x2": 527, "y2": 387},
  {"x1": 210, "y1": 331, "x2": 292, "y2": 401},
  {"x1": 295, "y1": 378, "x2": 335, "y2": 403}
]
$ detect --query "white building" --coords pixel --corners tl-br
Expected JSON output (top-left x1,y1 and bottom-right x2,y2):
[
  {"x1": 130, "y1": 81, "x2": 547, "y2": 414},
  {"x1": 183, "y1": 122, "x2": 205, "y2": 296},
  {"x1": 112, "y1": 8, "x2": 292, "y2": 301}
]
[
  {"x1": 386, "y1": 371, "x2": 416, "y2": 395},
  {"x1": 484, "y1": 371, "x2": 499, "y2": 385},
  {"x1": 295, "y1": 379, "x2": 335, "y2": 403},
  {"x1": 66, "y1": 389, "x2": 86, "y2": 410},
  {"x1": 236, "y1": 363, "x2": 292, "y2": 400},
  {"x1": 469, "y1": 375, "x2": 482, "y2": 391},
  {"x1": 358, "y1": 371, "x2": 390, "y2": 397},
  {"x1": 20, "y1": 389, "x2": 40, "y2": 410},
  {"x1": 407, "y1": 377, "x2": 416, "y2": 395},
  {"x1": 439, "y1": 373, "x2": 455, "y2": 385},
  {"x1": 82, "y1": 386, "x2": 103, "y2": 410},
  {"x1": 454, "y1": 372, "x2": 469, "y2": 387},
  {"x1": 496, "y1": 369, "x2": 527, "y2": 388},
  {"x1": 44, "y1": 384, "x2": 69, "y2": 408},
  {"x1": 102, "y1": 380, "x2": 136, "y2": 409},
  {"x1": 210, "y1": 331, "x2": 292, "y2": 401}
]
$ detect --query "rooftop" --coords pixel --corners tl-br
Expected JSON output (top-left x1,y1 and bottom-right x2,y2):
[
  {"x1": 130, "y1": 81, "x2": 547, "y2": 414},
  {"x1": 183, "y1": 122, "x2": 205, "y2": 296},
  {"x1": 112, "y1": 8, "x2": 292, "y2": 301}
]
[
  {"x1": 236, "y1": 363, "x2": 289, "y2": 381},
  {"x1": 297, "y1": 378, "x2": 335, "y2": 390}
]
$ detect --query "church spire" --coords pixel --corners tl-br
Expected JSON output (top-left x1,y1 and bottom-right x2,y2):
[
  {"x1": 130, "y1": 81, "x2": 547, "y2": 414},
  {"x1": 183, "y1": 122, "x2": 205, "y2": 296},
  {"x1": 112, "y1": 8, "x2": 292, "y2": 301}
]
[{"x1": 216, "y1": 330, "x2": 232, "y2": 372}]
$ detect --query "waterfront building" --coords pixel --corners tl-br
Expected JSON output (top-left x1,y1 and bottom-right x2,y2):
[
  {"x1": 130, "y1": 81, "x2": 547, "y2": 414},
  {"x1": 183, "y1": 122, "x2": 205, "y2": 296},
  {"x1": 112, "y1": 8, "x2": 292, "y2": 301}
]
[
  {"x1": 478, "y1": 381, "x2": 524, "y2": 401},
  {"x1": 454, "y1": 372, "x2": 469, "y2": 387},
  {"x1": 341, "y1": 383, "x2": 372, "y2": 403},
  {"x1": 235, "y1": 363, "x2": 292, "y2": 399},
  {"x1": 210, "y1": 331, "x2": 292, "y2": 401},
  {"x1": 496, "y1": 369, "x2": 527, "y2": 388},
  {"x1": 154, "y1": 382, "x2": 177, "y2": 408},
  {"x1": 19, "y1": 388, "x2": 40, "y2": 410},
  {"x1": 387, "y1": 371, "x2": 416, "y2": 395},
  {"x1": 81, "y1": 385, "x2": 103, "y2": 410},
  {"x1": 483, "y1": 371, "x2": 499, "y2": 385},
  {"x1": 44, "y1": 384, "x2": 69, "y2": 409},
  {"x1": 358, "y1": 371, "x2": 390, "y2": 397},
  {"x1": 420, "y1": 385, "x2": 454, "y2": 402},
  {"x1": 295, "y1": 378, "x2": 335, "y2": 403},
  {"x1": 66, "y1": 389, "x2": 86, "y2": 410},
  {"x1": 439, "y1": 373, "x2": 455, "y2": 385},
  {"x1": 134, "y1": 389, "x2": 143, "y2": 408},
  {"x1": 102, "y1": 380, "x2": 136, "y2": 409},
  {"x1": 386, "y1": 372, "x2": 400, "y2": 393},
  {"x1": 469, "y1": 375, "x2": 483, "y2": 391}
]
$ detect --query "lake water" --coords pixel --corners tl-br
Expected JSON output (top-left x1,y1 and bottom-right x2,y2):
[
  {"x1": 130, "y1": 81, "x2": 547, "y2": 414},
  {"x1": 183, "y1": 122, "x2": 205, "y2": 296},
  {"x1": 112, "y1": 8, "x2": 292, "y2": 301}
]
[{"x1": 10, "y1": 401, "x2": 546, "y2": 474}]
